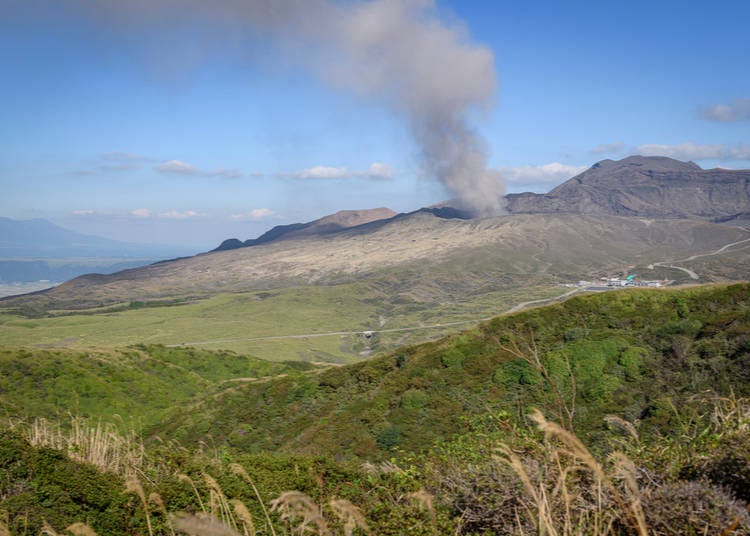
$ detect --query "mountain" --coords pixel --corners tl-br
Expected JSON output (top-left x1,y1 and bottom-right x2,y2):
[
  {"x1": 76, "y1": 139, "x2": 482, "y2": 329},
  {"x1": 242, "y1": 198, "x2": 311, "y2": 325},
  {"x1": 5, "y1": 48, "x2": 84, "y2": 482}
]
[
  {"x1": 0, "y1": 217, "x2": 192, "y2": 258},
  {"x1": 4, "y1": 211, "x2": 748, "y2": 313},
  {"x1": 505, "y1": 155, "x2": 750, "y2": 219},
  {"x1": 214, "y1": 207, "x2": 399, "y2": 251}
]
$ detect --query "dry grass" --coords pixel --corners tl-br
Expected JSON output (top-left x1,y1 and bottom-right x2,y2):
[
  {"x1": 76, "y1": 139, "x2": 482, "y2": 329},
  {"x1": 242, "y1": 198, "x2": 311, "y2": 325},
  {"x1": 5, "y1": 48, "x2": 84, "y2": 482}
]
[
  {"x1": 125, "y1": 476, "x2": 153, "y2": 536},
  {"x1": 269, "y1": 491, "x2": 331, "y2": 536},
  {"x1": 170, "y1": 513, "x2": 242, "y2": 536},
  {"x1": 229, "y1": 462, "x2": 277, "y2": 536},
  {"x1": 494, "y1": 409, "x2": 649, "y2": 536},
  {"x1": 24, "y1": 415, "x2": 145, "y2": 476},
  {"x1": 408, "y1": 490, "x2": 438, "y2": 536},
  {"x1": 229, "y1": 500, "x2": 256, "y2": 536},
  {"x1": 328, "y1": 498, "x2": 370, "y2": 536},
  {"x1": 64, "y1": 523, "x2": 99, "y2": 536}
]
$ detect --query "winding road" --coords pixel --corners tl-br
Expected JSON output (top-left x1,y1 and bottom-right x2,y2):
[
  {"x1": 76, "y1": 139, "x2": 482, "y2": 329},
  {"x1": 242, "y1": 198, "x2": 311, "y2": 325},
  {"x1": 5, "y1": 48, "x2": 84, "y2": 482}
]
[{"x1": 652, "y1": 234, "x2": 750, "y2": 280}]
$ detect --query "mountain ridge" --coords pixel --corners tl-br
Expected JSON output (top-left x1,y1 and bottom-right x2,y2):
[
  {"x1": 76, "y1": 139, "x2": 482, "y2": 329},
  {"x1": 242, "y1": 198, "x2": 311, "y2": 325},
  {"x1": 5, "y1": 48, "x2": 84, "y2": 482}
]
[
  {"x1": 4, "y1": 211, "x2": 747, "y2": 313},
  {"x1": 505, "y1": 155, "x2": 750, "y2": 219},
  {"x1": 212, "y1": 206, "x2": 473, "y2": 252}
]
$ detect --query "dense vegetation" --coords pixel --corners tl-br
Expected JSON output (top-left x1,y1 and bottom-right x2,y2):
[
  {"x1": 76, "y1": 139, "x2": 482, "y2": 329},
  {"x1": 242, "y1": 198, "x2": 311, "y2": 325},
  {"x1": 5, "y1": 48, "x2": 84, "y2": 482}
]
[
  {"x1": 0, "y1": 344, "x2": 314, "y2": 427},
  {"x1": 1, "y1": 283, "x2": 749, "y2": 534},
  {"x1": 158, "y1": 283, "x2": 750, "y2": 458}
]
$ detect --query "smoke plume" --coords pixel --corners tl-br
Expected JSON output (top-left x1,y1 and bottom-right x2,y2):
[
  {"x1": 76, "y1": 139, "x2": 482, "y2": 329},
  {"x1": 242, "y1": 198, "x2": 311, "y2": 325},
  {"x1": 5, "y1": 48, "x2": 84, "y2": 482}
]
[{"x1": 58, "y1": 0, "x2": 506, "y2": 215}]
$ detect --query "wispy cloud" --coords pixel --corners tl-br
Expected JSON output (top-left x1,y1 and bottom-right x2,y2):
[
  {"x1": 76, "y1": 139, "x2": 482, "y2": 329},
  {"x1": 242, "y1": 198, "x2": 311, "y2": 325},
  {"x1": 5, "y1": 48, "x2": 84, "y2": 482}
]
[
  {"x1": 591, "y1": 141, "x2": 625, "y2": 155},
  {"x1": 159, "y1": 210, "x2": 202, "y2": 219},
  {"x1": 71, "y1": 209, "x2": 96, "y2": 216},
  {"x1": 154, "y1": 160, "x2": 241, "y2": 178},
  {"x1": 700, "y1": 98, "x2": 750, "y2": 122},
  {"x1": 100, "y1": 162, "x2": 142, "y2": 172},
  {"x1": 130, "y1": 208, "x2": 152, "y2": 218},
  {"x1": 75, "y1": 151, "x2": 154, "y2": 175},
  {"x1": 634, "y1": 142, "x2": 750, "y2": 161},
  {"x1": 279, "y1": 162, "x2": 395, "y2": 180},
  {"x1": 230, "y1": 208, "x2": 277, "y2": 221},
  {"x1": 500, "y1": 163, "x2": 586, "y2": 192}
]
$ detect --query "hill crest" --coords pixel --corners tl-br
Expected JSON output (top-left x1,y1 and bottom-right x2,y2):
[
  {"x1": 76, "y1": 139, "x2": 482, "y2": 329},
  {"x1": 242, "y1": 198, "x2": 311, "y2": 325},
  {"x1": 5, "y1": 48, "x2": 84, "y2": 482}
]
[{"x1": 506, "y1": 155, "x2": 750, "y2": 219}]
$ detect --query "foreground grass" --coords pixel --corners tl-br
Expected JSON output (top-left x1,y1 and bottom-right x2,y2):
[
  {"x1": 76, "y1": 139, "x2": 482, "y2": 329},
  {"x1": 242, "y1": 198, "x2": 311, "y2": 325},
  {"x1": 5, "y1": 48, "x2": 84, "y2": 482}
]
[
  {"x1": 2, "y1": 392, "x2": 749, "y2": 535},
  {"x1": 2, "y1": 283, "x2": 749, "y2": 534}
]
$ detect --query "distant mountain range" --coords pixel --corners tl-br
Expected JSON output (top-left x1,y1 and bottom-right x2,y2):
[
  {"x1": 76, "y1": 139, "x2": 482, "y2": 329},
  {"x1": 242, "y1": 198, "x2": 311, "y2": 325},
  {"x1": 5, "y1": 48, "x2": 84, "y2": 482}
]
[
  {"x1": 505, "y1": 156, "x2": 750, "y2": 219},
  {"x1": 0, "y1": 217, "x2": 192, "y2": 259},
  {"x1": 3, "y1": 155, "x2": 749, "y2": 308},
  {"x1": 0, "y1": 217, "x2": 197, "y2": 285}
]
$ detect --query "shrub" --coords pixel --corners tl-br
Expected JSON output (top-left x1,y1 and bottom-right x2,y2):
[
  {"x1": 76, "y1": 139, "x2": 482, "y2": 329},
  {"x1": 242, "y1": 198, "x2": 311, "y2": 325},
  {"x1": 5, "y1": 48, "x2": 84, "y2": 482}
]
[
  {"x1": 643, "y1": 480, "x2": 750, "y2": 535},
  {"x1": 401, "y1": 389, "x2": 429, "y2": 410}
]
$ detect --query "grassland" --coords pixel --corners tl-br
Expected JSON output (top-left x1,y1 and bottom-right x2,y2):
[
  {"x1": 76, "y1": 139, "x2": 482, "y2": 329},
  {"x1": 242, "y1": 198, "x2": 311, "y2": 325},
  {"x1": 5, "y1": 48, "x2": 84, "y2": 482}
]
[{"x1": 0, "y1": 280, "x2": 563, "y2": 362}]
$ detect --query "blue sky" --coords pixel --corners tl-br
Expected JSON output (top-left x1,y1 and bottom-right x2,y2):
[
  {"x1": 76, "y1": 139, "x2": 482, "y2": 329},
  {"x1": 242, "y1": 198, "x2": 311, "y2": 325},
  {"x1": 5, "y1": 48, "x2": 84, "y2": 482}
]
[{"x1": 1, "y1": 0, "x2": 749, "y2": 250}]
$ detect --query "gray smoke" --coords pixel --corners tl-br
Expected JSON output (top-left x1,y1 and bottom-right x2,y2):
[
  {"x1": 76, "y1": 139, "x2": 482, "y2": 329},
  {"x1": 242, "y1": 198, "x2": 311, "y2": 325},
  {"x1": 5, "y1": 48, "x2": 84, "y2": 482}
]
[{"x1": 58, "y1": 0, "x2": 506, "y2": 215}]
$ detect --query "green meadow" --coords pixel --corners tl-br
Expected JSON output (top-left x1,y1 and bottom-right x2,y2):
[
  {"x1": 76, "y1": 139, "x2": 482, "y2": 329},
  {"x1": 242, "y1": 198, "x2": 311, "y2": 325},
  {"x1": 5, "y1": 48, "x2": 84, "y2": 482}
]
[{"x1": 0, "y1": 281, "x2": 562, "y2": 362}]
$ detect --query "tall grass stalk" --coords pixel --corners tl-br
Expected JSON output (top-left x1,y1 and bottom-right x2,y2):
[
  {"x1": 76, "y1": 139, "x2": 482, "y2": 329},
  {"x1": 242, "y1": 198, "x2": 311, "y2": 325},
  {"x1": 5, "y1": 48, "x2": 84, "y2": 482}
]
[
  {"x1": 25, "y1": 415, "x2": 144, "y2": 476},
  {"x1": 269, "y1": 491, "x2": 331, "y2": 536},
  {"x1": 496, "y1": 409, "x2": 648, "y2": 536},
  {"x1": 230, "y1": 463, "x2": 277, "y2": 536},
  {"x1": 125, "y1": 476, "x2": 153, "y2": 536}
]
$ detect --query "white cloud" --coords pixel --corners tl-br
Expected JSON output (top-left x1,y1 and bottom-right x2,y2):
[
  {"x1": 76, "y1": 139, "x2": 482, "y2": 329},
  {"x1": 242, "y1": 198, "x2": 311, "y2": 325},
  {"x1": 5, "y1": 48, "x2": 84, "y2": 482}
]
[
  {"x1": 633, "y1": 142, "x2": 750, "y2": 161},
  {"x1": 365, "y1": 162, "x2": 395, "y2": 179},
  {"x1": 230, "y1": 208, "x2": 277, "y2": 221},
  {"x1": 130, "y1": 208, "x2": 152, "y2": 218},
  {"x1": 283, "y1": 162, "x2": 395, "y2": 180},
  {"x1": 71, "y1": 209, "x2": 96, "y2": 216},
  {"x1": 295, "y1": 166, "x2": 350, "y2": 179},
  {"x1": 500, "y1": 162, "x2": 586, "y2": 191},
  {"x1": 159, "y1": 210, "x2": 201, "y2": 220},
  {"x1": 154, "y1": 160, "x2": 241, "y2": 178},
  {"x1": 700, "y1": 98, "x2": 750, "y2": 122},
  {"x1": 155, "y1": 160, "x2": 199, "y2": 175},
  {"x1": 591, "y1": 141, "x2": 625, "y2": 155}
]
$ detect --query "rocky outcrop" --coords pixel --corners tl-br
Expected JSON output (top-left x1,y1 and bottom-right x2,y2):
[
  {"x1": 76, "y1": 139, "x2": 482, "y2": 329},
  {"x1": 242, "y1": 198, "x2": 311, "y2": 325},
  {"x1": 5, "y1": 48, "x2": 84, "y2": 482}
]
[{"x1": 505, "y1": 156, "x2": 750, "y2": 219}]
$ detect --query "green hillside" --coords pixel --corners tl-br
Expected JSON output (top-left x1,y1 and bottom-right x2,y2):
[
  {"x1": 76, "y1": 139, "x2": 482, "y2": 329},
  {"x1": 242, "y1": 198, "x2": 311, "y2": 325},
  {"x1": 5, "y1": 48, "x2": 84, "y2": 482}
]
[
  {"x1": 156, "y1": 283, "x2": 750, "y2": 459},
  {"x1": 0, "y1": 344, "x2": 314, "y2": 428},
  {"x1": 2, "y1": 283, "x2": 750, "y2": 535}
]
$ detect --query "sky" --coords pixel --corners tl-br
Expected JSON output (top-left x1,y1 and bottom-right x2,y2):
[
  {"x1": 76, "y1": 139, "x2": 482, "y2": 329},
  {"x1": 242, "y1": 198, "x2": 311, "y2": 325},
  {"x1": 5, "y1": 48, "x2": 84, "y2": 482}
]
[{"x1": 1, "y1": 0, "x2": 749, "y2": 251}]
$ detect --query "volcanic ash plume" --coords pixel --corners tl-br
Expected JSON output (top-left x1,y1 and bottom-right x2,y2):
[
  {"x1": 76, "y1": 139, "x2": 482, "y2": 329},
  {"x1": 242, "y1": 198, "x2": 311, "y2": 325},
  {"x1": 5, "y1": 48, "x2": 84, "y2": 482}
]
[{"x1": 67, "y1": 0, "x2": 506, "y2": 215}]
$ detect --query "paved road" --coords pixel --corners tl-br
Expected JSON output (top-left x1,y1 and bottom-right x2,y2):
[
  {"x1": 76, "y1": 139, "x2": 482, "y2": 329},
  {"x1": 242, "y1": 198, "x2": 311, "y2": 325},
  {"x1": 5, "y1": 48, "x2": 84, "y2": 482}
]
[{"x1": 653, "y1": 234, "x2": 750, "y2": 281}]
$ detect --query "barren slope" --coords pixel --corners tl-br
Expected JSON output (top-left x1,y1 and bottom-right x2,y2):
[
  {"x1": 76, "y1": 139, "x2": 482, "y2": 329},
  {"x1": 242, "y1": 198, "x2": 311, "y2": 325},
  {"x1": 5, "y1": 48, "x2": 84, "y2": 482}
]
[
  {"x1": 506, "y1": 156, "x2": 750, "y2": 218},
  {"x1": 4, "y1": 212, "x2": 748, "y2": 313}
]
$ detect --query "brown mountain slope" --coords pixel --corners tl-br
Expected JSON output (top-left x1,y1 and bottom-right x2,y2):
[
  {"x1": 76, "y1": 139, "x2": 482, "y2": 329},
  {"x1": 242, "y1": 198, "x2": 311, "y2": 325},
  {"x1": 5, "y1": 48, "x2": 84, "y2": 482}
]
[
  {"x1": 214, "y1": 207, "x2": 398, "y2": 251},
  {"x1": 505, "y1": 155, "x2": 750, "y2": 219},
  {"x1": 4, "y1": 212, "x2": 748, "y2": 312}
]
